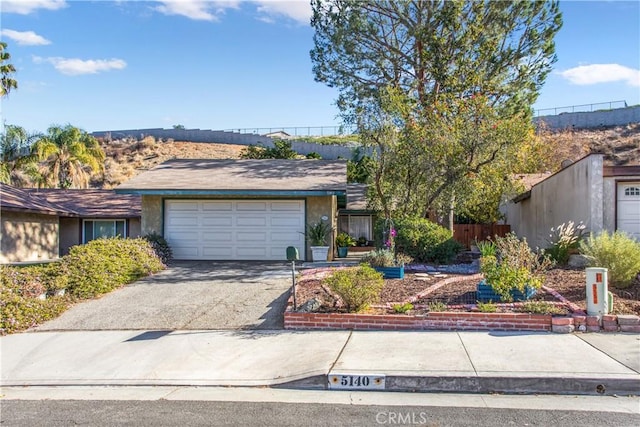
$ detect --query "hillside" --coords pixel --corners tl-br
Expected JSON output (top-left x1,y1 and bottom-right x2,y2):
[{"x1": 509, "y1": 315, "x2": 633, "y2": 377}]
[{"x1": 96, "y1": 124, "x2": 640, "y2": 189}]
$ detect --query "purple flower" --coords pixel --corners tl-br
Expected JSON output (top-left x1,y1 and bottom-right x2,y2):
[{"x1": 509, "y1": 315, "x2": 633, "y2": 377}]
[{"x1": 390, "y1": 228, "x2": 397, "y2": 237}]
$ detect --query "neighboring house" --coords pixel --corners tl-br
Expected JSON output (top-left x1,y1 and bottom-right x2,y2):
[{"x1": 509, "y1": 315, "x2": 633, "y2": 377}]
[
  {"x1": 338, "y1": 184, "x2": 376, "y2": 244},
  {"x1": 25, "y1": 189, "x2": 142, "y2": 256},
  {"x1": 504, "y1": 154, "x2": 640, "y2": 249},
  {"x1": 115, "y1": 159, "x2": 348, "y2": 261},
  {"x1": 0, "y1": 183, "x2": 141, "y2": 263}
]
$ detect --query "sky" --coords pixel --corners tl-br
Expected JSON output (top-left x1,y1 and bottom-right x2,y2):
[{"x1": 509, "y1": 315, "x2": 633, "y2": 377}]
[{"x1": 1, "y1": 0, "x2": 639, "y2": 134}]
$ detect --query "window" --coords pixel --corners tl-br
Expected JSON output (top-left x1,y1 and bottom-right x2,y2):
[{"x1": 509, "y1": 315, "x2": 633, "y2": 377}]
[
  {"x1": 624, "y1": 187, "x2": 640, "y2": 197},
  {"x1": 338, "y1": 215, "x2": 373, "y2": 241},
  {"x1": 83, "y1": 220, "x2": 127, "y2": 243}
]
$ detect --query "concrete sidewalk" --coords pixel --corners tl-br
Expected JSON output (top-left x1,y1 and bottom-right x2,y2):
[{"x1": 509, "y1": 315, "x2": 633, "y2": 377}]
[{"x1": 1, "y1": 330, "x2": 638, "y2": 396}]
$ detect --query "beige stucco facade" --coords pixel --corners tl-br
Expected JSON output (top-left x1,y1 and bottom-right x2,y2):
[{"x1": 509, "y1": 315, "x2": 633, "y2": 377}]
[
  {"x1": 504, "y1": 155, "x2": 605, "y2": 249},
  {"x1": 1, "y1": 211, "x2": 59, "y2": 263},
  {"x1": 140, "y1": 194, "x2": 338, "y2": 261}
]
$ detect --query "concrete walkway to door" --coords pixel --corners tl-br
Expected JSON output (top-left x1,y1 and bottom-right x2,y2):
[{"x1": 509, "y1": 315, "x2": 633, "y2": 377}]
[{"x1": 33, "y1": 261, "x2": 294, "y2": 331}]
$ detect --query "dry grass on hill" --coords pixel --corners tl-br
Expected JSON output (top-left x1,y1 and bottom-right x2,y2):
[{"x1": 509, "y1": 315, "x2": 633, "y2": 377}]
[
  {"x1": 537, "y1": 123, "x2": 640, "y2": 167},
  {"x1": 96, "y1": 136, "x2": 246, "y2": 188}
]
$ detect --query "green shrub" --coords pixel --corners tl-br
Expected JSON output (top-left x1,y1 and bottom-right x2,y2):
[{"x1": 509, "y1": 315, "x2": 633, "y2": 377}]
[
  {"x1": 383, "y1": 217, "x2": 462, "y2": 263},
  {"x1": 0, "y1": 266, "x2": 69, "y2": 335},
  {"x1": 427, "y1": 301, "x2": 448, "y2": 312},
  {"x1": 324, "y1": 265, "x2": 384, "y2": 312},
  {"x1": 63, "y1": 237, "x2": 165, "y2": 298},
  {"x1": 579, "y1": 231, "x2": 640, "y2": 289},
  {"x1": 392, "y1": 302, "x2": 413, "y2": 314},
  {"x1": 360, "y1": 249, "x2": 395, "y2": 267},
  {"x1": 545, "y1": 221, "x2": 586, "y2": 265},
  {"x1": 144, "y1": 233, "x2": 173, "y2": 264},
  {"x1": 518, "y1": 301, "x2": 566, "y2": 315},
  {"x1": 480, "y1": 233, "x2": 553, "y2": 302},
  {"x1": 477, "y1": 301, "x2": 497, "y2": 313}
]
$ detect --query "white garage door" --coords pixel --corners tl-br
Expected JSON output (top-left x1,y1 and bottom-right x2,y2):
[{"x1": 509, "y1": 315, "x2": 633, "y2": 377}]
[
  {"x1": 165, "y1": 200, "x2": 306, "y2": 260},
  {"x1": 617, "y1": 182, "x2": 640, "y2": 240}
]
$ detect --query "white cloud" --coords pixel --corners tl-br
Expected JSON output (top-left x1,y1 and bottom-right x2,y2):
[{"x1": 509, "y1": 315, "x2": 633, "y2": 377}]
[
  {"x1": 1, "y1": 29, "x2": 51, "y2": 46},
  {"x1": 253, "y1": 0, "x2": 311, "y2": 24},
  {"x1": 33, "y1": 56, "x2": 127, "y2": 76},
  {"x1": 1, "y1": 0, "x2": 67, "y2": 14},
  {"x1": 559, "y1": 64, "x2": 640, "y2": 87},
  {"x1": 154, "y1": 1, "x2": 240, "y2": 21}
]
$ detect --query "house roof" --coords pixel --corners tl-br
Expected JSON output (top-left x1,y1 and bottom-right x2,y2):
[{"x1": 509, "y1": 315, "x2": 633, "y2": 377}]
[
  {"x1": 115, "y1": 159, "x2": 348, "y2": 196},
  {"x1": 25, "y1": 189, "x2": 141, "y2": 218},
  {"x1": 342, "y1": 184, "x2": 372, "y2": 212},
  {"x1": 0, "y1": 184, "x2": 72, "y2": 216}
]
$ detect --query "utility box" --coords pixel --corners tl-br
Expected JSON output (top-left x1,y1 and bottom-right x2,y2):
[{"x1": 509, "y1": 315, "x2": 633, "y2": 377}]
[
  {"x1": 586, "y1": 267, "x2": 609, "y2": 316},
  {"x1": 286, "y1": 246, "x2": 299, "y2": 261}
]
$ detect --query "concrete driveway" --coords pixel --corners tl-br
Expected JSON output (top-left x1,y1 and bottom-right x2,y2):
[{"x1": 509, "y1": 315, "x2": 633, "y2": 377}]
[{"x1": 34, "y1": 261, "x2": 294, "y2": 331}]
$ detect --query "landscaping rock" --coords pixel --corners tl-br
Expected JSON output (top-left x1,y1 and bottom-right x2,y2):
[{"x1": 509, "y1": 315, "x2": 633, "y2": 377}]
[
  {"x1": 568, "y1": 254, "x2": 589, "y2": 268},
  {"x1": 297, "y1": 298, "x2": 322, "y2": 313}
]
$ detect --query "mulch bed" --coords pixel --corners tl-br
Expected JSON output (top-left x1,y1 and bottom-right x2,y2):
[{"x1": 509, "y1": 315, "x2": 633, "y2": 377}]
[{"x1": 294, "y1": 267, "x2": 640, "y2": 316}]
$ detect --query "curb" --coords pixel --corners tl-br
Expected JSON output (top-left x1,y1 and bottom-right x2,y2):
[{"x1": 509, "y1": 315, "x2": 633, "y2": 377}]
[{"x1": 276, "y1": 374, "x2": 640, "y2": 396}]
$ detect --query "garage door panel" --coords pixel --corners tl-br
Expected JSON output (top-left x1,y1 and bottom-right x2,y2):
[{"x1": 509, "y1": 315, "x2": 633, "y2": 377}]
[
  {"x1": 202, "y1": 201, "x2": 233, "y2": 211},
  {"x1": 236, "y1": 201, "x2": 268, "y2": 211},
  {"x1": 173, "y1": 246, "x2": 200, "y2": 258},
  {"x1": 237, "y1": 232, "x2": 267, "y2": 242},
  {"x1": 165, "y1": 199, "x2": 306, "y2": 260},
  {"x1": 270, "y1": 231, "x2": 303, "y2": 242},
  {"x1": 202, "y1": 247, "x2": 234, "y2": 257},
  {"x1": 237, "y1": 216, "x2": 268, "y2": 227},
  {"x1": 202, "y1": 231, "x2": 232, "y2": 242},
  {"x1": 271, "y1": 216, "x2": 303, "y2": 227},
  {"x1": 271, "y1": 201, "x2": 304, "y2": 211}
]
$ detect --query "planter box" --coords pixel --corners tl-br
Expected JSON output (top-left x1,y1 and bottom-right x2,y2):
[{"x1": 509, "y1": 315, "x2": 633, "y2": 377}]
[
  {"x1": 310, "y1": 246, "x2": 330, "y2": 262},
  {"x1": 476, "y1": 279, "x2": 536, "y2": 302},
  {"x1": 374, "y1": 265, "x2": 404, "y2": 279}
]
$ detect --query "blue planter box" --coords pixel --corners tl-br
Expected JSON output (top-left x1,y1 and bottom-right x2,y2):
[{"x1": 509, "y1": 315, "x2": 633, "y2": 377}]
[
  {"x1": 374, "y1": 265, "x2": 404, "y2": 279},
  {"x1": 476, "y1": 280, "x2": 536, "y2": 302}
]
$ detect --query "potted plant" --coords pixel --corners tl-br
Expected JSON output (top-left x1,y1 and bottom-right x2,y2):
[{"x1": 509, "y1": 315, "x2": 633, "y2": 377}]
[
  {"x1": 357, "y1": 236, "x2": 368, "y2": 247},
  {"x1": 303, "y1": 220, "x2": 334, "y2": 262},
  {"x1": 360, "y1": 249, "x2": 412, "y2": 279},
  {"x1": 335, "y1": 232, "x2": 356, "y2": 258},
  {"x1": 478, "y1": 234, "x2": 553, "y2": 302}
]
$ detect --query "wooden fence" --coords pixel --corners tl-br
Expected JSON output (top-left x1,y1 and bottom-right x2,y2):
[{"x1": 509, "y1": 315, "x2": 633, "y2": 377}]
[{"x1": 452, "y1": 224, "x2": 511, "y2": 249}]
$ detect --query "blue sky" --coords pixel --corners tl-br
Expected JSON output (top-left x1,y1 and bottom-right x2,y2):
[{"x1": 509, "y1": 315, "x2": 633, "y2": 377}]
[{"x1": 1, "y1": 0, "x2": 639, "y2": 134}]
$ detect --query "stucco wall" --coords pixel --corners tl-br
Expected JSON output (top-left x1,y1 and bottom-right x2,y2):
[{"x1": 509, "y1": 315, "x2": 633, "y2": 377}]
[
  {"x1": 141, "y1": 196, "x2": 164, "y2": 235},
  {"x1": 505, "y1": 155, "x2": 604, "y2": 249},
  {"x1": 305, "y1": 195, "x2": 337, "y2": 261},
  {"x1": 59, "y1": 217, "x2": 80, "y2": 255},
  {"x1": 1, "y1": 211, "x2": 59, "y2": 263},
  {"x1": 128, "y1": 218, "x2": 142, "y2": 238}
]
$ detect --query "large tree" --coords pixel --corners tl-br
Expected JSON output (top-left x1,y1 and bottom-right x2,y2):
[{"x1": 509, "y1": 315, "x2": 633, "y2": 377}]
[
  {"x1": 33, "y1": 124, "x2": 105, "y2": 189},
  {"x1": 311, "y1": 0, "x2": 562, "y2": 222},
  {"x1": 0, "y1": 41, "x2": 18, "y2": 97}
]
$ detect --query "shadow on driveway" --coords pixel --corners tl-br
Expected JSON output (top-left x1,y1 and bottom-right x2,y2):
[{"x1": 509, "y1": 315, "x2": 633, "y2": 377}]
[{"x1": 34, "y1": 261, "x2": 294, "y2": 332}]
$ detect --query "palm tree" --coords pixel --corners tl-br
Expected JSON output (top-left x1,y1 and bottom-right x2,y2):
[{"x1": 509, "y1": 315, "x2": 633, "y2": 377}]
[
  {"x1": 33, "y1": 124, "x2": 106, "y2": 188},
  {"x1": 0, "y1": 124, "x2": 40, "y2": 185},
  {"x1": 0, "y1": 42, "x2": 18, "y2": 97}
]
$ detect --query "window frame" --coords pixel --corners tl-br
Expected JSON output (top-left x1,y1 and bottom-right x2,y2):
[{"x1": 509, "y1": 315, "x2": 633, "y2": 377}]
[{"x1": 82, "y1": 219, "x2": 128, "y2": 243}]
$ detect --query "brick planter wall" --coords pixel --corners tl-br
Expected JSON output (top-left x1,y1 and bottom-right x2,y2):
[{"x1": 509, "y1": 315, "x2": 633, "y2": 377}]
[{"x1": 284, "y1": 311, "x2": 552, "y2": 332}]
